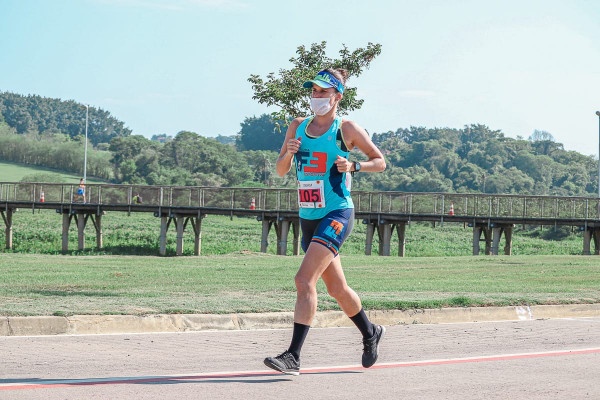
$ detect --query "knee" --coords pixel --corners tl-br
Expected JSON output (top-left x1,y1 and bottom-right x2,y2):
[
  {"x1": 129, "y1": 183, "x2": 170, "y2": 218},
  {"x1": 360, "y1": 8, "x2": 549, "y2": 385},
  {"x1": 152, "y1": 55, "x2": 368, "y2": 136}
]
[
  {"x1": 294, "y1": 274, "x2": 314, "y2": 295},
  {"x1": 326, "y1": 282, "x2": 349, "y2": 300}
]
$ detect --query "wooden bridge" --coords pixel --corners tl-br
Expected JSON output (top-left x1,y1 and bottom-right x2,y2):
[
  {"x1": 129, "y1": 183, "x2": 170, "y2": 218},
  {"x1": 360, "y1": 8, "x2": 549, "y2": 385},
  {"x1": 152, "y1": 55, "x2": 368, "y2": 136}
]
[{"x1": 1, "y1": 182, "x2": 600, "y2": 256}]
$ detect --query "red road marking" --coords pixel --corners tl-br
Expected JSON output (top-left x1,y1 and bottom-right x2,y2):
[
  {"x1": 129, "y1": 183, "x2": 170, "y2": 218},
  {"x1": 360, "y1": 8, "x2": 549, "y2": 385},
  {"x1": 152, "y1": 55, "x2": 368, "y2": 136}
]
[{"x1": 2, "y1": 347, "x2": 599, "y2": 391}]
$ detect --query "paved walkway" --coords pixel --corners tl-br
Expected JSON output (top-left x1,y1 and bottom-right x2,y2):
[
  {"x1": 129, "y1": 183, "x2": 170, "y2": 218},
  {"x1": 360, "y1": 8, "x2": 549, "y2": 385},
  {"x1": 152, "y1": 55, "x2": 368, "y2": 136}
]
[{"x1": 2, "y1": 316, "x2": 600, "y2": 399}]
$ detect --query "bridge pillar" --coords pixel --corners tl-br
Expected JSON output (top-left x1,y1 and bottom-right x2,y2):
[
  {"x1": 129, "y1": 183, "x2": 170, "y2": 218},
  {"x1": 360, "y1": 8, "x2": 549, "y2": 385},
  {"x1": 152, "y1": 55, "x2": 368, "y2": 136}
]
[
  {"x1": 259, "y1": 216, "x2": 300, "y2": 256},
  {"x1": 77, "y1": 213, "x2": 86, "y2": 251},
  {"x1": 277, "y1": 220, "x2": 291, "y2": 255},
  {"x1": 364, "y1": 220, "x2": 407, "y2": 256},
  {"x1": 62, "y1": 213, "x2": 71, "y2": 253},
  {"x1": 472, "y1": 225, "x2": 492, "y2": 255},
  {"x1": 191, "y1": 216, "x2": 203, "y2": 256},
  {"x1": 473, "y1": 227, "x2": 479, "y2": 255},
  {"x1": 159, "y1": 216, "x2": 170, "y2": 256},
  {"x1": 275, "y1": 218, "x2": 300, "y2": 256},
  {"x1": 157, "y1": 214, "x2": 205, "y2": 256},
  {"x1": 474, "y1": 223, "x2": 513, "y2": 255},
  {"x1": 260, "y1": 220, "x2": 272, "y2": 253},
  {"x1": 582, "y1": 227, "x2": 600, "y2": 255},
  {"x1": 93, "y1": 214, "x2": 103, "y2": 249},
  {"x1": 175, "y1": 216, "x2": 185, "y2": 256},
  {"x1": 503, "y1": 225, "x2": 513, "y2": 255},
  {"x1": 1, "y1": 209, "x2": 14, "y2": 250},
  {"x1": 59, "y1": 211, "x2": 103, "y2": 253},
  {"x1": 378, "y1": 223, "x2": 393, "y2": 256},
  {"x1": 364, "y1": 221, "x2": 375, "y2": 256},
  {"x1": 397, "y1": 222, "x2": 406, "y2": 257}
]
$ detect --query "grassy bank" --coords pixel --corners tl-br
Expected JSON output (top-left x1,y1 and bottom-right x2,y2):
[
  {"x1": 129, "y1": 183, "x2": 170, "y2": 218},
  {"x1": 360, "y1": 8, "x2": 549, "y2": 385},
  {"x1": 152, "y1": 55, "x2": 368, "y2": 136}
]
[
  {"x1": 0, "y1": 161, "x2": 106, "y2": 184},
  {"x1": 1, "y1": 253, "x2": 598, "y2": 317},
  {"x1": 1, "y1": 209, "x2": 595, "y2": 318}
]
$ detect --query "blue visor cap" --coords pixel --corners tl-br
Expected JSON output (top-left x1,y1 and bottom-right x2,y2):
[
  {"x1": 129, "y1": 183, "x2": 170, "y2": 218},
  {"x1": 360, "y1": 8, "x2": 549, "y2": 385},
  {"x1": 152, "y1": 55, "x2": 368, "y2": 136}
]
[{"x1": 302, "y1": 70, "x2": 345, "y2": 94}]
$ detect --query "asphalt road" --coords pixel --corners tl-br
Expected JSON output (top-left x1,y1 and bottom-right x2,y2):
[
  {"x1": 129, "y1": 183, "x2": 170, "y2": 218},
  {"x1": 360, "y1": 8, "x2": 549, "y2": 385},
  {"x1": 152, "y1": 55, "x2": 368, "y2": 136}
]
[{"x1": 1, "y1": 317, "x2": 599, "y2": 400}]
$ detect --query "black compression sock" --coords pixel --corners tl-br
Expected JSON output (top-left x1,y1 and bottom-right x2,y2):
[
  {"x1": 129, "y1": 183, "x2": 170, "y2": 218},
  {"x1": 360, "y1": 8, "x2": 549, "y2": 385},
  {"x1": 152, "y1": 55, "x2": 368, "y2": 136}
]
[
  {"x1": 350, "y1": 308, "x2": 375, "y2": 339},
  {"x1": 288, "y1": 322, "x2": 310, "y2": 360}
]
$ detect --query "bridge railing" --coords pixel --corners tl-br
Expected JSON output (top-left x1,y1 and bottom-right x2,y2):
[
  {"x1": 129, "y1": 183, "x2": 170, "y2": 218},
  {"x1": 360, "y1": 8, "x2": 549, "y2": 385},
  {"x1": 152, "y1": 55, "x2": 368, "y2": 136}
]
[{"x1": 1, "y1": 182, "x2": 599, "y2": 220}]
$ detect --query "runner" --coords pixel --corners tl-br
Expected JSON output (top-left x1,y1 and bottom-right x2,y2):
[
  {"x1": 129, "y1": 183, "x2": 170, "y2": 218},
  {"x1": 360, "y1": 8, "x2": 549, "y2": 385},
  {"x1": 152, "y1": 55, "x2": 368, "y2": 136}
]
[
  {"x1": 264, "y1": 68, "x2": 387, "y2": 375},
  {"x1": 76, "y1": 178, "x2": 86, "y2": 203}
]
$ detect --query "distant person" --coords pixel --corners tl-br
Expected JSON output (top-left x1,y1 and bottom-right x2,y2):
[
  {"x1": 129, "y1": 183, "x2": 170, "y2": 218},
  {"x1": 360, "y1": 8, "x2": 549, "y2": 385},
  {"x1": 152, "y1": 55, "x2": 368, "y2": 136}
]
[
  {"x1": 76, "y1": 178, "x2": 86, "y2": 203},
  {"x1": 263, "y1": 68, "x2": 387, "y2": 375},
  {"x1": 133, "y1": 193, "x2": 142, "y2": 204}
]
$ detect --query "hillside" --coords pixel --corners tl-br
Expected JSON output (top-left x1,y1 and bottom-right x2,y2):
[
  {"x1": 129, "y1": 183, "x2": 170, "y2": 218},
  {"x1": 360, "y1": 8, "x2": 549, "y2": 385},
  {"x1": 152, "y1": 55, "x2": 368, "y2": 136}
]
[
  {"x1": 0, "y1": 161, "x2": 106, "y2": 184},
  {"x1": 1, "y1": 91, "x2": 599, "y2": 196}
]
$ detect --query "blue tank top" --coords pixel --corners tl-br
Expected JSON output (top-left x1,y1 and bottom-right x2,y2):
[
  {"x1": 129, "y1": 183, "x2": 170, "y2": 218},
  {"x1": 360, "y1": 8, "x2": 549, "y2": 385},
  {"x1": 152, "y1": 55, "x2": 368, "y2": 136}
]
[{"x1": 294, "y1": 117, "x2": 354, "y2": 220}]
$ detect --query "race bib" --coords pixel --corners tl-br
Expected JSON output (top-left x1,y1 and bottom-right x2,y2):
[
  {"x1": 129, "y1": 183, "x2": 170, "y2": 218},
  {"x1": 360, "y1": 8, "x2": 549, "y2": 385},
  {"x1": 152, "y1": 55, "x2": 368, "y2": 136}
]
[{"x1": 298, "y1": 180, "x2": 325, "y2": 208}]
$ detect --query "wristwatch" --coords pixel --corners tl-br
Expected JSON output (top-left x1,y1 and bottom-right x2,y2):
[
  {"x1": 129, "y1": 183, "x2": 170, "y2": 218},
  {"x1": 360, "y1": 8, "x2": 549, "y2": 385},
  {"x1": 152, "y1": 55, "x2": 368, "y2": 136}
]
[{"x1": 353, "y1": 161, "x2": 361, "y2": 172}]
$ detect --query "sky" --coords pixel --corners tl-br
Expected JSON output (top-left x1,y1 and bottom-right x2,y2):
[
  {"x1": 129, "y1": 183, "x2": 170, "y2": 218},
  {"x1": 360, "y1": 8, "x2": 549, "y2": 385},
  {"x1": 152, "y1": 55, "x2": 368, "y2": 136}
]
[{"x1": 1, "y1": 0, "x2": 599, "y2": 156}]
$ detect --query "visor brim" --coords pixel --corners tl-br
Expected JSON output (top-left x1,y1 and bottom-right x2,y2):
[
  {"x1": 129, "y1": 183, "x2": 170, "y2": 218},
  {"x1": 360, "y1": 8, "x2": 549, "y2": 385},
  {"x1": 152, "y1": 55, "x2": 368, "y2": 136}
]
[{"x1": 302, "y1": 80, "x2": 333, "y2": 89}]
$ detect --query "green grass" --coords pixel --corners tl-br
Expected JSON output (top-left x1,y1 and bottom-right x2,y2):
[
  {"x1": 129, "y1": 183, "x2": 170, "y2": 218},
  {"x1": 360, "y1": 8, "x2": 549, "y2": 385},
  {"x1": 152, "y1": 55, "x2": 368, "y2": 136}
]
[
  {"x1": 0, "y1": 160, "x2": 106, "y2": 183},
  {"x1": 1, "y1": 253, "x2": 598, "y2": 316},
  {"x1": 0, "y1": 210, "x2": 586, "y2": 257},
  {"x1": 1, "y1": 163, "x2": 596, "y2": 318}
]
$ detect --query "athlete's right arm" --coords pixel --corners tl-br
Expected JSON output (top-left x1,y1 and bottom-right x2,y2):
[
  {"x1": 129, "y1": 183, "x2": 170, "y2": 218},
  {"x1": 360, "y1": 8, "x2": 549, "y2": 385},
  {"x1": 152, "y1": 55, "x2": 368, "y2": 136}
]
[{"x1": 276, "y1": 118, "x2": 303, "y2": 177}]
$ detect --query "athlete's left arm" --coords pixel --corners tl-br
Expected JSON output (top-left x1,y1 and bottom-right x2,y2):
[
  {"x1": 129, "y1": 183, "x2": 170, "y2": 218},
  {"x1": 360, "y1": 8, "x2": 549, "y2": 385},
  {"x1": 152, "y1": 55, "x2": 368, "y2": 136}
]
[{"x1": 335, "y1": 120, "x2": 386, "y2": 173}]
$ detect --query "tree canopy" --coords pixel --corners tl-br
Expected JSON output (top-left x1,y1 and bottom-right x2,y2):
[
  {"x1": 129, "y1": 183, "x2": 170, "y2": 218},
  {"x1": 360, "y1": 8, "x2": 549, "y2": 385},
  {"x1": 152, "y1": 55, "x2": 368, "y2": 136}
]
[
  {"x1": 0, "y1": 91, "x2": 131, "y2": 145},
  {"x1": 236, "y1": 114, "x2": 283, "y2": 152},
  {"x1": 248, "y1": 41, "x2": 382, "y2": 124}
]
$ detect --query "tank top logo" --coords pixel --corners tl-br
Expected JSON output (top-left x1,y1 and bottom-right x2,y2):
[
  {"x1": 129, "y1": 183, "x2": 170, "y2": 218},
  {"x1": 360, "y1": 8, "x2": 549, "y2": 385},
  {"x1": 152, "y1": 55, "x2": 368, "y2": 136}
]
[{"x1": 296, "y1": 151, "x2": 328, "y2": 176}]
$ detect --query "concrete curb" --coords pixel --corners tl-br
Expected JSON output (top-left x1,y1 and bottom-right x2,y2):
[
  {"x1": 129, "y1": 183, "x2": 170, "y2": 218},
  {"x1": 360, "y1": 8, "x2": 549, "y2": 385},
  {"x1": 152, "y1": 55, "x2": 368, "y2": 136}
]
[{"x1": 2, "y1": 304, "x2": 599, "y2": 336}]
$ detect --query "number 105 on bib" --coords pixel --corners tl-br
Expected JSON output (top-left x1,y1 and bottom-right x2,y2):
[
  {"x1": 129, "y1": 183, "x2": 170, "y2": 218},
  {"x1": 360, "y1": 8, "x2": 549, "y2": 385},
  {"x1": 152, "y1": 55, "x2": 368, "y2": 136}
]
[{"x1": 297, "y1": 180, "x2": 325, "y2": 208}]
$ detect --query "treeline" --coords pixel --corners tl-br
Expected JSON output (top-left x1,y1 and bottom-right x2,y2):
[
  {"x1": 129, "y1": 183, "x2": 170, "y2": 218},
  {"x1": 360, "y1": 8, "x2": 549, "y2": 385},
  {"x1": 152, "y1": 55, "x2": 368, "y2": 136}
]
[
  {"x1": 362, "y1": 125, "x2": 598, "y2": 196},
  {"x1": 0, "y1": 124, "x2": 114, "y2": 180},
  {"x1": 0, "y1": 92, "x2": 598, "y2": 197},
  {"x1": 107, "y1": 132, "x2": 277, "y2": 187},
  {"x1": 0, "y1": 92, "x2": 130, "y2": 145}
]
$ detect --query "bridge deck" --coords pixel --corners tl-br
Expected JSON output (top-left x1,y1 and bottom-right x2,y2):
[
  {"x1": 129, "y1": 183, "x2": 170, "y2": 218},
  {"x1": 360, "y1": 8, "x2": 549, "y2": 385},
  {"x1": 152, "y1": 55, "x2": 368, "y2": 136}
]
[{"x1": 1, "y1": 183, "x2": 600, "y2": 256}]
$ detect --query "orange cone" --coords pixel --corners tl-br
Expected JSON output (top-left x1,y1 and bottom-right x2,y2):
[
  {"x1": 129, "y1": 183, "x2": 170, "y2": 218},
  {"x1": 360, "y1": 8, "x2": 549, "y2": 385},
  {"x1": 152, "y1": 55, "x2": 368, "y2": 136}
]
[
  {"x1": 40, "y1": 191, "x2": 45, "y2": 203},
  {"x1": 448, "y1": 202, "x2": 454, "y2": 216},
  {"x1": 249, "y1": 197, "x2": 256, "y2": 210}
]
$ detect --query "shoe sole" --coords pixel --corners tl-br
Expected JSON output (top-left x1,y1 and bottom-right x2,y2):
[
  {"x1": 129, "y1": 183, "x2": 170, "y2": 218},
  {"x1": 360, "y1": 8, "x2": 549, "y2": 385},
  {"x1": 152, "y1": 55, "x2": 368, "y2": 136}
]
[{"x1": 263, "y1": 359, "x2": 300, "y2": 376}]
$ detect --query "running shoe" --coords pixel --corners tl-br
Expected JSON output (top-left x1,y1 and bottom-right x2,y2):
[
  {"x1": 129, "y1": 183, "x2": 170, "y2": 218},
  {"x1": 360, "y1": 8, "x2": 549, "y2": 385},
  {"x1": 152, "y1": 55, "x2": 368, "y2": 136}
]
[
  {"x1": 362, "y1": 324, "x2": 386, "y2": 368},
  {"x1": 264, "y1": 350, "x2": 300, "y2": 376}
]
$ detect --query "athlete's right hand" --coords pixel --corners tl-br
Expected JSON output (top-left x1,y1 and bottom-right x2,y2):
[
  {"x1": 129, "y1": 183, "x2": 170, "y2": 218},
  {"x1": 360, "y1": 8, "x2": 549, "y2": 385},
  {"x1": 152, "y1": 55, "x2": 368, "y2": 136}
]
[{"x1": 286, "y1": 137, "x2": 302, "y2": 154}]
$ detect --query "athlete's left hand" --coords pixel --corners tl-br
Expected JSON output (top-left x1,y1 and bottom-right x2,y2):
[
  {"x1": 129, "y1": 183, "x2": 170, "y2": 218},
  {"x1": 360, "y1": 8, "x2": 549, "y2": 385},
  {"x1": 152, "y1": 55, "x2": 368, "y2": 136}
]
[{"x1": 334, "y1": 155, "x2": 351, "y2": 173}]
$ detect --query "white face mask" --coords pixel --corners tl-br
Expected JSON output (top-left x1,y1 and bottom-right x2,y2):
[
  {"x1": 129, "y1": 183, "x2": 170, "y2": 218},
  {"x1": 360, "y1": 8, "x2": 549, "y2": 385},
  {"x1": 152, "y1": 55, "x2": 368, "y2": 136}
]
[{"x1": 310, "y1": 96, "x2": 333, "y2": 116}]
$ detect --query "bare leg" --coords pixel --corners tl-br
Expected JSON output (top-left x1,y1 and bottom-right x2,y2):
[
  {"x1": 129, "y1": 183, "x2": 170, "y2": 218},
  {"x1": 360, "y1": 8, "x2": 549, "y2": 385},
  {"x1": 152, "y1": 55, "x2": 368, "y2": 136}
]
[
  {"x1": 320, "y1": 255, "x2": 362, "y2": 317},
  {"x1": 293, "y1": 243, "x2": 335, "y2": 325}
]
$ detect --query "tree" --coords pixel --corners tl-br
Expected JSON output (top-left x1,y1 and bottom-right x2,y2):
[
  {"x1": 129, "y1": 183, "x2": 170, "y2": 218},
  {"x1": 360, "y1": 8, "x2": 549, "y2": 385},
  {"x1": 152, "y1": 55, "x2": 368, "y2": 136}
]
[
  {"x1": 0, "y1": 92, "x2": 131, "y2": 145},
  {"x1": 160, "y1": 131, "x2": 254, "y2": 187},
  {"x1": 528, "y1": 129, "x2": 563, "y2": 156},
  {"x1": 529, "y1": 129, "x2": 554, "y2": 142},
  {"x1": 215, "y1": 135, "x2": 235, "y2": 146},
  {"x1": 248, "y1": 41, "x2": 382, "y2": 125},
  {"x1": 454, "y1": 162, "x2": 486, "y2": 192},
  {"x1": 242, "y1": 150, "x2": 280, "y2": 187},
  {"x1": 236, "y1": 114, "x2": 283, "y2": 151},
  {"x1": 109, "y1": 135, "x2": 158, "y2": 182}
]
